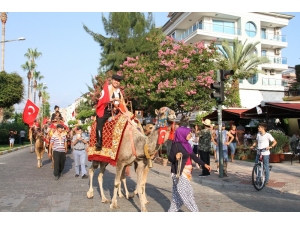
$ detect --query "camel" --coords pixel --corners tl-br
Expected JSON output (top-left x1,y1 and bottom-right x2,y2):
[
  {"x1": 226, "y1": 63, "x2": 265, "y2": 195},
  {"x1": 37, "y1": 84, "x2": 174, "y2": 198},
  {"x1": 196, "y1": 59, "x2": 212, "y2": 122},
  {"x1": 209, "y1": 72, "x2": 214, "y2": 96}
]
[
  {"x1": 34, "y1": 131, "x2": 45, "y2": 168},
  {"x1": 86, "y1": 107, "x2": 176, "y2": 211},
  {"x1": 28, "y1": 127, "x2": 35, "y2": 153}
]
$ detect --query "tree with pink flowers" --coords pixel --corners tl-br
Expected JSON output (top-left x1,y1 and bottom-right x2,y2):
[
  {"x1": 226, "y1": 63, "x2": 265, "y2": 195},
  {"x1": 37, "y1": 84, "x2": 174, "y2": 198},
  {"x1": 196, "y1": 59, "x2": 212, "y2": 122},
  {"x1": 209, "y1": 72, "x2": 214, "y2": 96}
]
[{"x1": 120, "y1": 36, "x2": 220, "y2": 114}]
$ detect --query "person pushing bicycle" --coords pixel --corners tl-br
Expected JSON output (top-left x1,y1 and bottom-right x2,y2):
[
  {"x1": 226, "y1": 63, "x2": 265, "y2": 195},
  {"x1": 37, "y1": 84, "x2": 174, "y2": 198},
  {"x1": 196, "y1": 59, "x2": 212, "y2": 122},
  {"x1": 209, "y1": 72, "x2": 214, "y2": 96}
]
[{"x1": 250, "y1": 123, "x2": 277, "y2": 185}]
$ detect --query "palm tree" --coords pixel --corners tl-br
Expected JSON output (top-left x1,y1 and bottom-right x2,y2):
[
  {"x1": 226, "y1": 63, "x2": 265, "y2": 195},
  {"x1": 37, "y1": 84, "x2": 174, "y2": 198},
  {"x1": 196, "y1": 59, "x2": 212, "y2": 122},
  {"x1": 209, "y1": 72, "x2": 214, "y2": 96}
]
[
  {"x1": 218, "y1": 38, "x2": 270, "y2": 107},
  {"x1": 1, "y1": 12, "x2": 7, "y2": 71},
  {"x1": 24, "y1": 48, "x2": 42, "y2": 101},
  {"x1": 32, "y1": 71, "x2": 44, "y2": 104},
  {"x1": 37, "y1": 83, "x2": 47, "y2": 123},
  {"x1": 21, "y1": 60, "x2": 36, "y2": 100}
]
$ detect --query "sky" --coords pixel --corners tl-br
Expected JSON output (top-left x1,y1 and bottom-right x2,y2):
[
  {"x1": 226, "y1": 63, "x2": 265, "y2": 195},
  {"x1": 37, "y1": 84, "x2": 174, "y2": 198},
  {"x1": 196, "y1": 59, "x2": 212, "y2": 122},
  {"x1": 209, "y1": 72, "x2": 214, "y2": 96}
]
[{"x1": 1, "y1": 1, "x2": 300, "y2": 114}]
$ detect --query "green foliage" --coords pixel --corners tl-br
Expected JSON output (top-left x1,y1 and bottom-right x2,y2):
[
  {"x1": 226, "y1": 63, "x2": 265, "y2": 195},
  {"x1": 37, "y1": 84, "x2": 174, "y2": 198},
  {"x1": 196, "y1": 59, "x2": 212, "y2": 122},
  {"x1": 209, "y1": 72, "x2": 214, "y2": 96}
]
[
  {"x1": 217, "y1": 38, "x2": 270, "y2": 107},
  {"x1": 68, "y1": 120, "x2": 78, "y2": 127},
  {"x1": 268, "y1": 129, "x2": 289, "y2": 154},
  {"x1": 83, "y1": 12, "x2": 163, "y2": 74},
  {"x1": 195, "y1": 111, "x2": 212, "y2": 126},
  {"x1": 76, "y1": 109, "x2": 94, "y2": 121},
  {"x1": 0, "y1": 71, "x2": 24, "y2": 108},
  {"x1": 121, "y1": 36, "x2": 219, "y2": 113},
  {"x1": 295, "y1": 65, "x2": 300, "y2": 82},
  {"x1": 0, "y1": 122, "x2": 29, "y2": 145},
  {"x1": 3, "y1": 106, "x2": 15, "y2": 122}
]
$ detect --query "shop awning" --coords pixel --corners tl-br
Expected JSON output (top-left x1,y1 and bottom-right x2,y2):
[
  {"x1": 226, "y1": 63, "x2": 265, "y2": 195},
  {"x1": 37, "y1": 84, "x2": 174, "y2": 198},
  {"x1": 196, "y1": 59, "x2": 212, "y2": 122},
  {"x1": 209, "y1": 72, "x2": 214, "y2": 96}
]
[
  {"x1": 240, "y1": 102, "x2": 300, "y2": 119},
  {"x1": 203, "y1": 108, "x2": 250, "y2": 121}
]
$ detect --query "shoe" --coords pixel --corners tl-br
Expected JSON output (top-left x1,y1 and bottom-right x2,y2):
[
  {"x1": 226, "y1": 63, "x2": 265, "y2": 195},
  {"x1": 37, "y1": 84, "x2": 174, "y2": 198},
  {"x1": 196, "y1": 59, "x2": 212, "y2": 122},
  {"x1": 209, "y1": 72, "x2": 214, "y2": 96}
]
[
  {"x1": 54, "y1": 176, "x2": 59, "y2": 180},
  {"x1": 265, "y1": 182, "x2": 269, "y2": 186},
  {"x1": 82, "y1": 174, "x2": 88, "y2": 179},
  {"x1": 75, "y1": 174, "x2": 79, "y2": 178},
  {"x1": 199, "y1": 174, "x2": 209, "y2": 177},
  {"x1": 214, "y1": 170, "x2": 219, "y2": 173},
  {"x1": 60, "y1": 173, "x2": 63, "y2": 177}
]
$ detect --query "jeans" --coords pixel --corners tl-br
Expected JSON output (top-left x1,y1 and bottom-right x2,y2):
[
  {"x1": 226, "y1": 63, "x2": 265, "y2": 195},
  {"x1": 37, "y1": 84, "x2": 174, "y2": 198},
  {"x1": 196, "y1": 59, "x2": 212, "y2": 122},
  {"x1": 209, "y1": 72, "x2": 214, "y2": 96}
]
[
  {"x1": 229, "y1": 142, "x2": 237, "y2": 155},
  {"x1": 215, "y1": 147, "x2": 228, "y2": 162},
  {"x1": 73, "y1": 150, "x2": 87, "y2": 176},
  {"x1": 255, "y1": 154, "x2": 270, "y2": 183}
]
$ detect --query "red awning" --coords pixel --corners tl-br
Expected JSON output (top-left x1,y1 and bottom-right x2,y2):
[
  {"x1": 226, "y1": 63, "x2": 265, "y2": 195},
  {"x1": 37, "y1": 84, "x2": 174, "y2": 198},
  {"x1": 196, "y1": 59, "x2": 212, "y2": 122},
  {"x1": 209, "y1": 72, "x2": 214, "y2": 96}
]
[{"x1": 203, "y1": 108, "x2": 249, "y2": 121}]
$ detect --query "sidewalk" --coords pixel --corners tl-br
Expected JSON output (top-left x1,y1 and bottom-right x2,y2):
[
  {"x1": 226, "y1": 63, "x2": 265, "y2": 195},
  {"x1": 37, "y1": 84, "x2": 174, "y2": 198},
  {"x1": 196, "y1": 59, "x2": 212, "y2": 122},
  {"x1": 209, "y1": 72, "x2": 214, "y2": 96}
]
[
  {"x1": 150, "y1": 156, "x2": 300, "y2": 195},
  {"x1": 0, "y1": 144, "x2": 31, "y2": 155}
]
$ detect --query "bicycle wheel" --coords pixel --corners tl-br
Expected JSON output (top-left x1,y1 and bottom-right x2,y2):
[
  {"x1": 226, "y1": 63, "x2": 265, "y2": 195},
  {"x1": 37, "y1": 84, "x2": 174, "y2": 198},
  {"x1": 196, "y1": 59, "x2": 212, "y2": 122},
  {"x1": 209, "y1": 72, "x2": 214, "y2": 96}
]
[{"x1": 252, "y1": 163, "x2": 266, "y2": 191}]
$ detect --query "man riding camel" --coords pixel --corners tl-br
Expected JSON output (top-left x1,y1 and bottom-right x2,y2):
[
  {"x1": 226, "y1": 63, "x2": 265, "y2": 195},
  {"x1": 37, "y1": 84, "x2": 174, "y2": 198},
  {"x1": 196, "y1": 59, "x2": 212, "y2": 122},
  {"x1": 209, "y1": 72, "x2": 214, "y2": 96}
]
[{"x1": 95, "y1": 74, "x2": 125, "y2": 150}]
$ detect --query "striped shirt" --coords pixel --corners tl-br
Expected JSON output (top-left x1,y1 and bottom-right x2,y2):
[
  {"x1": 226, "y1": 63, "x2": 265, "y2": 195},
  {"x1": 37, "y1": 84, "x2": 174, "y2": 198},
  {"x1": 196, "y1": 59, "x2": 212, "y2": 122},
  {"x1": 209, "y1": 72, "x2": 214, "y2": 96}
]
[{"x1": 50, "y1": 135, "x2": 67, "y2": 152}]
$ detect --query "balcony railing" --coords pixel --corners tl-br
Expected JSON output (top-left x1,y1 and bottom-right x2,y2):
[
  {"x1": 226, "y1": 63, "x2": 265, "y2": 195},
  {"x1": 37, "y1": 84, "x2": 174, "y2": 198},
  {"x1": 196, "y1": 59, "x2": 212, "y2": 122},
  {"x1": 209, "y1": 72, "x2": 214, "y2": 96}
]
[
  {"x1": 262, "y1": 78, "x2": 284, "y2": 86},
  {"x1": 176, "y1": 22, "x2": 241, "y2": 41},
  {"x1": 265, "y1": 55, "x2": 287, "y2": 65},
  {"x1": 261, "y1": 33, "x2": 287, "y2": 42}
]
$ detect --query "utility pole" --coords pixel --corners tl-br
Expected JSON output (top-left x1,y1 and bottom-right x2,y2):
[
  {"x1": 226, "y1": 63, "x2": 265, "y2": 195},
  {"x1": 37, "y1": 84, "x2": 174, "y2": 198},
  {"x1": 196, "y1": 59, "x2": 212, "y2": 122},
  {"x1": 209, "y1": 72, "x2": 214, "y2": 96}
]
[{"x1": 211, "y1": 69, "x2": 234, "y2": 178}]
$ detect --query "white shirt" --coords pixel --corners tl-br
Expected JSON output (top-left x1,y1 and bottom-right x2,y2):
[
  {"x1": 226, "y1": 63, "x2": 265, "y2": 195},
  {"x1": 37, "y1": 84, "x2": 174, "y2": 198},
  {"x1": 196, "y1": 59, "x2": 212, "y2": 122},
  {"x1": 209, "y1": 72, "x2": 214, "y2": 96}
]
[{"x1": 256, "y1": 132, "x2": 275, "y2": 155}]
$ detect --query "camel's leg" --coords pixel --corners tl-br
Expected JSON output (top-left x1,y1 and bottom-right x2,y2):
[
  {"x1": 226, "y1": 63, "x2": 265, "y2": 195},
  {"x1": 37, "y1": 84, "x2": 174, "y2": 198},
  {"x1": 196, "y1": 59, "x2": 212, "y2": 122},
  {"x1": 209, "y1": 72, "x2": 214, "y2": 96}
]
[
  {"x1": 118, "y1": 166, "x2": 129, "y2": 199},
  {"x1": 35, "y1": 147, "x2": 41, "y2": 168},
  {"x1": 135, "y1": 160, "x2": 147, "y2": 212},
  {"x1": 140, "y1": 165, "x2": 150, "y2": 204},
  {"x1": 98, "y1": 162, "x2": 110, "y2": 203},
  {"x1": 110, "y1": 164, "x2": 124, "y2": 209},
  {"x1": 40, "y1": 148, "x2": 45, "y2": 167},
  {"x1": 87, "y1": 161, "x2": 98, "y2": 199}
]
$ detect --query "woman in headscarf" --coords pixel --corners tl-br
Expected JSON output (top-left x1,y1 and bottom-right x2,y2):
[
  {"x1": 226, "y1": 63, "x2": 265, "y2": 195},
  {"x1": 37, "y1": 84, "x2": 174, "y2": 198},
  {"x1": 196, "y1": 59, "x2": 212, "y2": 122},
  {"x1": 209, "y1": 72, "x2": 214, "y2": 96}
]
[{"x1": 168, "y1": 126, "x2": 211, "y2": 212}]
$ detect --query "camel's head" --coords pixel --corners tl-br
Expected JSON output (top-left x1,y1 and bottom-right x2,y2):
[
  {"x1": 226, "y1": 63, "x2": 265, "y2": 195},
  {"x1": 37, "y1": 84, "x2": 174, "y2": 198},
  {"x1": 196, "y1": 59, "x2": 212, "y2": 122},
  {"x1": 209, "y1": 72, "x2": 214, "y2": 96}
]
[
  {"x1": 143, "y1": 124, "x2": 155, "y2": 136},
  {"x1": 155, "y1": 107, "x2": 176, "y2": 127}
]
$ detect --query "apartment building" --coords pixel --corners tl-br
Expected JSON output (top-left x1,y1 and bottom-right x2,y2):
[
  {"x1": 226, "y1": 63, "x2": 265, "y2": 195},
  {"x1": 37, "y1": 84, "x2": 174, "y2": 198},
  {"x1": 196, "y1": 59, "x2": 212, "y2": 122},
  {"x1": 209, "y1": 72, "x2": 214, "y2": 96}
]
[{"x1": 162, "y1": 12, "x2": 294, "y2": 108}]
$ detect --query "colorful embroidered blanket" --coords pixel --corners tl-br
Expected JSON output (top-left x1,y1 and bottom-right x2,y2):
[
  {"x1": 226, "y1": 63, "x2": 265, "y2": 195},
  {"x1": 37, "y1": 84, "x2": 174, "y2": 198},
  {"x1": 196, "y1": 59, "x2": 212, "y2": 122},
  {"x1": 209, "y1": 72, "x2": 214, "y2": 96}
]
[{"x1": 88, "y1": 113, "x2": 143, "y2": 166}]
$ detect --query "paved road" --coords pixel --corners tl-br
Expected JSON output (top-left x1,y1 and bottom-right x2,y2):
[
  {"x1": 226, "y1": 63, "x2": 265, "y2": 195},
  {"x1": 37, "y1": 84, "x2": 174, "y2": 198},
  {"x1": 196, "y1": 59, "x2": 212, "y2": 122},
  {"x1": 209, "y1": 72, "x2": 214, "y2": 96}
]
[{"x1": 1, "y1": 146, "x2": 300, "y2": 212}]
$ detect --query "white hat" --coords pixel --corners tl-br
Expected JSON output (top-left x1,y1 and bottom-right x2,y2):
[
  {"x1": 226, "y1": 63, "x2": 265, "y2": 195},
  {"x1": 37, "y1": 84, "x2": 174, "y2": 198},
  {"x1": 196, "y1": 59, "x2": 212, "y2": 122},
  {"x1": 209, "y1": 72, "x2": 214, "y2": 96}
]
[{"x1": 203, "y1": 119, "x2": 211, "y2": 126}]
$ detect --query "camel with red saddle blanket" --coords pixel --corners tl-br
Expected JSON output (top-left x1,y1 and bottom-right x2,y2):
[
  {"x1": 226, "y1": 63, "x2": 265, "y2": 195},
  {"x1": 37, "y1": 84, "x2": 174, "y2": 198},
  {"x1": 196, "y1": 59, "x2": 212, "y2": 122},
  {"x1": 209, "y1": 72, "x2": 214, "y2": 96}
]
[{"x1": 86, "y1": 107, "x2": 176, "y2": 212}]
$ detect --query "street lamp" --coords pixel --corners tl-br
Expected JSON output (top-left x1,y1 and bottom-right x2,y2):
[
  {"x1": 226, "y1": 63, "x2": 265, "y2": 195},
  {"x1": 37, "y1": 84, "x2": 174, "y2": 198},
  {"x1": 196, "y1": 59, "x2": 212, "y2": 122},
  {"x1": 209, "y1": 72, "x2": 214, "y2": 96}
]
[
  {"x1": 1, "y1": 37, "x2": 26, "y2": 71},
  {"x1": 0, "y1": 37, "x2": 26, "y2": 43}
]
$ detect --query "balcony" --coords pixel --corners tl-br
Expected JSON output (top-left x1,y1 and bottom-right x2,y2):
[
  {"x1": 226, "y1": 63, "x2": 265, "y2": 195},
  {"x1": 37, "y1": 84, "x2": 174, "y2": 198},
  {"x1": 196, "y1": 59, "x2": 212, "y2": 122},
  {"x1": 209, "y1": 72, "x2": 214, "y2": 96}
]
[
  {"x1": 261, "y1": 33, "x2": 287, "y2": 42},
  {"x1": 262, "y1": 78, "x2": 284, "y2": 86},
  {"x1": 261, "y1": 32, "x2": 287, "y2": 48},
  {"x1": 176, "y1": 21, "x2": 241, "y2": 42},
  {"x1": 261, "y1": 55, "x2": 288, "y2": 71}
]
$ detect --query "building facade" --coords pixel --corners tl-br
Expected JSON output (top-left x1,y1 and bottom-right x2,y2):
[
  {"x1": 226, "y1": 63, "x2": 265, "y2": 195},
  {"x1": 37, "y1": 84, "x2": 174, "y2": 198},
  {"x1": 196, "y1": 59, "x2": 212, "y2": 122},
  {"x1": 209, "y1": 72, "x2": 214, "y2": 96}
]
[{"x1": 162, "y1": 12, "x2": 294, "y2": 109}]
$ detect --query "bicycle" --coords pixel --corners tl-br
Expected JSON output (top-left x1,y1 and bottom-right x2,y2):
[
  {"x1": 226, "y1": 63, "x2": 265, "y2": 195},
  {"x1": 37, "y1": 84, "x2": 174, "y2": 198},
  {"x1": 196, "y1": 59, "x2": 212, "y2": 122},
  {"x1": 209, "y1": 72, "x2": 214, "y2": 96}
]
[{"x1": 252, "y1": 148, "x2": 272, "y2": 191}]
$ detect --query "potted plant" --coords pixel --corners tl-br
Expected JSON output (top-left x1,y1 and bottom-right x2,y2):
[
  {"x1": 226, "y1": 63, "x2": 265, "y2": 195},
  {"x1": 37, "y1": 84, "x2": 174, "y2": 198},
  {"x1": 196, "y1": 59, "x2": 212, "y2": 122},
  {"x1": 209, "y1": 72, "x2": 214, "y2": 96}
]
[
  {"x1": 237, "y1": 151, "x2": 248, "y2": 160},
  {"x1": 268, "y1": 129, "x2": 289, "y2": 163},
  {"x1": 161, "y1": 154, "x2": 169, "y2": 166}
]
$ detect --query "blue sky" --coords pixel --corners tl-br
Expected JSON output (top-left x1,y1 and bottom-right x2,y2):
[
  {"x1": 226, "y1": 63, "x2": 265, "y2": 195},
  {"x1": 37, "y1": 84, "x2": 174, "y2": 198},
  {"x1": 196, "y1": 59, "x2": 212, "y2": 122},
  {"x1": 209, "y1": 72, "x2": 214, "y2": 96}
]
[{"x1": 2, "y1": 10, "x2": 299, "y2": 112}]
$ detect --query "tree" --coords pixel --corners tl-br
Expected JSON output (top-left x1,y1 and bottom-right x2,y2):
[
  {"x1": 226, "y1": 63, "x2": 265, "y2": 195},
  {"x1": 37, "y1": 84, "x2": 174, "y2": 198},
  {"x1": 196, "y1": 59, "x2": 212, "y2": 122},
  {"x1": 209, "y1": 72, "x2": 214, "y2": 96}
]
[
  {"x1": 21, "y1": 61, "x2": 36, "y2": 100},
  {"x1": 22, "y1": 48, "x2": 42, "y2": 103},
  {"x1": 120, "y1": 36, "x2": 219, "y2": 114},
  {"x1": 32, "y1": 71, "x2": 44, "y2": 104},
  {"x1": 3, "y1": 106, "x2": 14, "y2": 122},
  {"x1": 83, "y1": 12, "x2": 163, "y2": 73},
  {"x1": 217, "y1": 38, "x2": 270, "y2": 107},
  {"x1": 0, "y1": 71, "x2": 24, "y2": 122}
]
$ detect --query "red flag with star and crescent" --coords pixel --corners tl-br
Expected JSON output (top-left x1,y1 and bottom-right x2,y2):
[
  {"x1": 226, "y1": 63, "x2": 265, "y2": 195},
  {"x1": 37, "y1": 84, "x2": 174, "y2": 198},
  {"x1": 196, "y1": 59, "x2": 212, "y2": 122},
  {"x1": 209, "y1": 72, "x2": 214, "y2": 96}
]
[
  {"x1": 22, "y1": 99, "x2": 40, "y2": 126},
  {"x1": 96, "y1": 80, "x2": 110, "y2": 117}
]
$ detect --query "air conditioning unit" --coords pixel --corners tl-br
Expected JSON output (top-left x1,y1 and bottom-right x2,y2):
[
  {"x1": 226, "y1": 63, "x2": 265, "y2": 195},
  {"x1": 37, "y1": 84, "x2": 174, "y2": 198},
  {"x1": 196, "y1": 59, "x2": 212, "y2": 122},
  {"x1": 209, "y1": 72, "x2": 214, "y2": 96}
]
[
  {"x1": 274, "y1": 27, "x2": 280, "y2": 35},
  {"x1": 270, "y1": 69, "x2": 275, "y2": 75},
  {"x1": 275, "y1": 48, "x2": 281, "y2": 55}
]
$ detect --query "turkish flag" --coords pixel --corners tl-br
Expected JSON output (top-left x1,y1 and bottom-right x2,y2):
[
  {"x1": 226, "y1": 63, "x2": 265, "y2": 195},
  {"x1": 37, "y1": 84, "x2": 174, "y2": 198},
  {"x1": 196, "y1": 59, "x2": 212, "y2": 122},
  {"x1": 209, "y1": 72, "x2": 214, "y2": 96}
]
[
  {"x1": 157, "y1": 127, "x2": 168, "y2": 145},
  {"x1": 96, "y1": 80, "x2": 110, "y2": 117},
  {"x1": 22, "y1": 99, "x2": 39, "y2": 125}
]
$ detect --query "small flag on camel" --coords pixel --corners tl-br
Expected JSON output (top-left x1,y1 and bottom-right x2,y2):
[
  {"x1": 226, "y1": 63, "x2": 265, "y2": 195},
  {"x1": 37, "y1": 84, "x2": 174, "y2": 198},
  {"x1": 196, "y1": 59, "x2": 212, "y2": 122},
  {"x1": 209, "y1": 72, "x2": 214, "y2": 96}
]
[
  {"x1": 96, "y1": 80, "x2": 110, "y2": 117},
  {"x1": 22, "y1": 99, "x2": 40, "y2": 126}
]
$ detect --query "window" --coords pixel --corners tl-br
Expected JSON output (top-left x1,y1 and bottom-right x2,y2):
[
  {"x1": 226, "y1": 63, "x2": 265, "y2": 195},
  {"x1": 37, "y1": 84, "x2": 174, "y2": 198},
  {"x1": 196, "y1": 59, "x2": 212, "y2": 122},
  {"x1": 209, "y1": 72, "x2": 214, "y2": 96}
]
[
  {"x1": 247, "y1": 73, "x2": 258, "y2": 85},
  {"x1": 245, "y1": 22, "x2": 256, "y2": 37},
  {"x1": 213, "y1": 20, "x2": 235, "y2": 35},
  {"x1": 171, "y1": 32, "x2": 176, "y2": 39},
  {"x1": 261, "y1": 50, "x2": 267, "y2": 56},
  {"x1": 261, "y1": 28, "x2": 266, "y2": 39}
]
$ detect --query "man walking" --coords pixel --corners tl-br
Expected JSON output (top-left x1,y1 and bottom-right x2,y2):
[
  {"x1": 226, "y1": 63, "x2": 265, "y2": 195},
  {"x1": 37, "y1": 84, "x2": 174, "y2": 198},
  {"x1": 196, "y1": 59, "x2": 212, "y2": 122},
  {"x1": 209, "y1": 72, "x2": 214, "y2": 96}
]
[
  {"x1": 19, "y1": 129, "x2": 26, "y2": 145},
  {"x1": 72, "y1": 126, "x2": 89, "y2": 179},
  {"x1": 48, "y1": 124, "x2": 67, "y2": 180},
  {"x1": 198, "y1": 119, "x2": 213, "y2": 177}
]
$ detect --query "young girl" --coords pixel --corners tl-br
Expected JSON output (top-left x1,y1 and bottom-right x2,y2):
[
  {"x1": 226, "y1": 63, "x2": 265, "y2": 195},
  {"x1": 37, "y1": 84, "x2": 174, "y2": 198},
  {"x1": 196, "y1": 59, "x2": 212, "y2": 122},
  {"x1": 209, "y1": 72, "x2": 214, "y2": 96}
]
[{"x1": 229, "y1": 125, "x2": 239, "y2": 162}]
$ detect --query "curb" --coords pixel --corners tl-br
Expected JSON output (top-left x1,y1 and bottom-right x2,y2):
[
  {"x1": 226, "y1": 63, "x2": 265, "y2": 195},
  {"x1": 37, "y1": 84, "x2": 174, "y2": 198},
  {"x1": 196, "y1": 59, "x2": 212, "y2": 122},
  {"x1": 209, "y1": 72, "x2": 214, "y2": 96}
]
[{"x1": 0, "y1": 145, "x2": 30, "y2": 156}]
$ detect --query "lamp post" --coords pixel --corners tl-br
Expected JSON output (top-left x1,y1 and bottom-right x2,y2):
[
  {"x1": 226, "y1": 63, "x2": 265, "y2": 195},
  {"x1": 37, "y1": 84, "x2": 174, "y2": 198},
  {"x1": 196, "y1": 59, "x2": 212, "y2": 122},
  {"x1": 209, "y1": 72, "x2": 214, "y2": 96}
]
[{"x1": 0, "y1": 37, "x2": 26, "y2": 71}]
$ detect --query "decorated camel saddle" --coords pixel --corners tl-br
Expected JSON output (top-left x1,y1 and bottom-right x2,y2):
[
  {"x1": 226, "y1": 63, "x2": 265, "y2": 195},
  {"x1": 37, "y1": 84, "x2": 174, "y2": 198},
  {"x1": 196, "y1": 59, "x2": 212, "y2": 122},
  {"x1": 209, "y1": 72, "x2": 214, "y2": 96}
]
[{"x1": 88, "y1": 112, "x2": 144, "y2": 166}]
